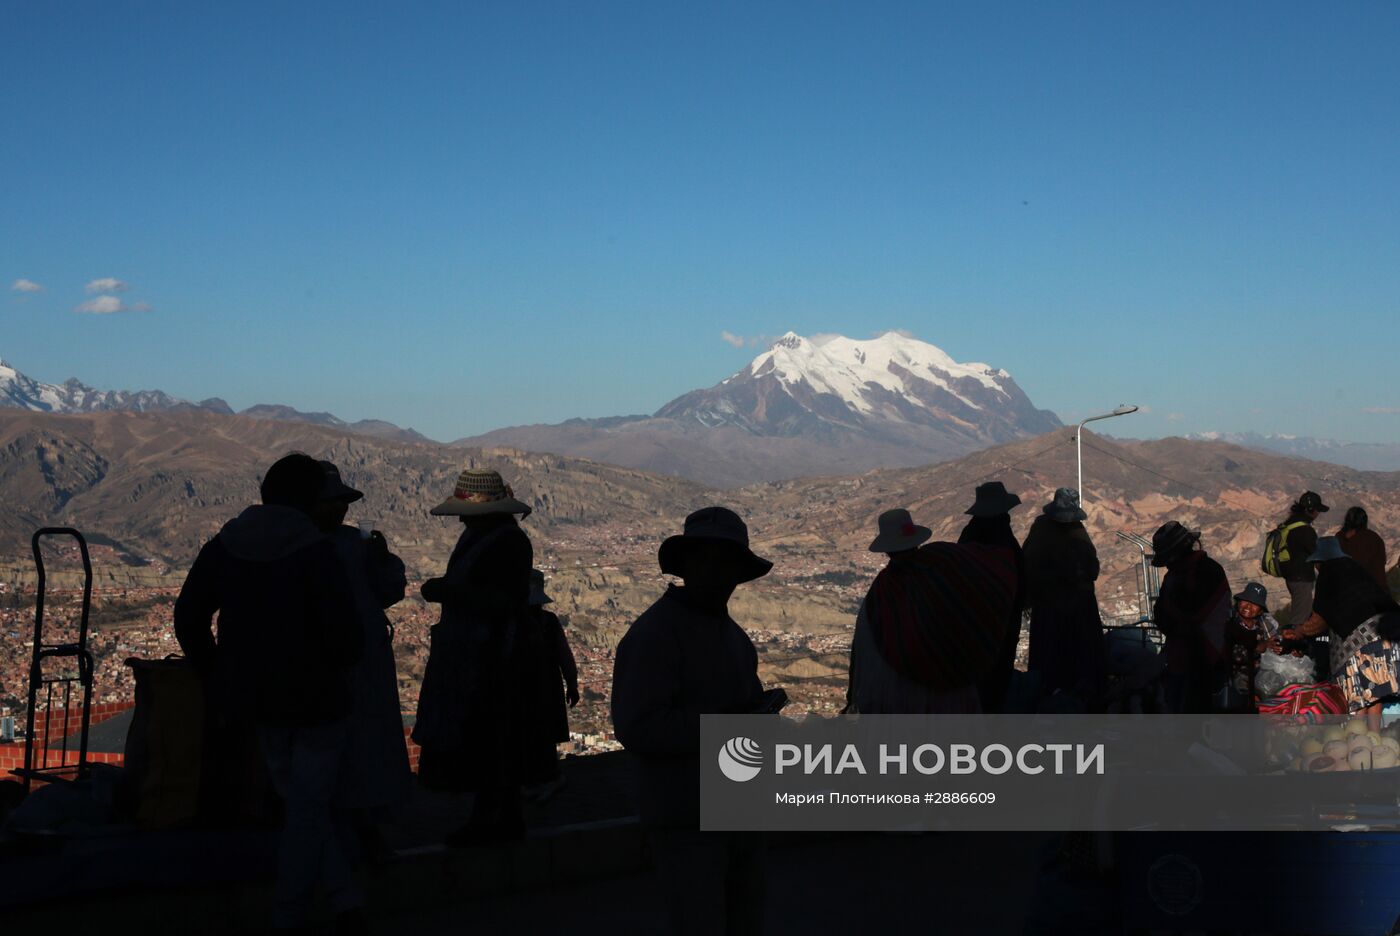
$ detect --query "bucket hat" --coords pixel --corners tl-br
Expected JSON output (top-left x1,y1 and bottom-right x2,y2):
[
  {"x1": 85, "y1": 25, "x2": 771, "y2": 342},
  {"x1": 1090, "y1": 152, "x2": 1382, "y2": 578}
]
[
  {"x1": 430, "y1": 469, "x2": 532, "y2": 518},
  {"x1": 658, "y1": 506, "x2": 772, "y2": 583},
  {"x1": 316, "y1": 460, "x2": 363, "y2": 503},
  {"x1": 1042, "y1": 487, "x2": 1087, "y2": 523},
  {"x1": 965, "y1": 481, "x2": 1022, "y2": 517},
  {"x1": 1305, "y1": 536, "x2": 1347, "y2": 564},
  {"x1": 1233, "y1": 582, "x2": 1268, "y2": 611},
  {"x1": 868, "y1": 509, "x2": 933, "y2": 553},
  {"x1": 1150, "y1": 520, "x2": 1201, "y2": 567}
]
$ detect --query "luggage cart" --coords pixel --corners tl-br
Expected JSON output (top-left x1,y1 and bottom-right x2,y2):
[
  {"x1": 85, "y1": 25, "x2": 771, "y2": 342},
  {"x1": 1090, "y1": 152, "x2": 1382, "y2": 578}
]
[{"x1": 15, "y1": 528, "x2": 96, "y2": 794}]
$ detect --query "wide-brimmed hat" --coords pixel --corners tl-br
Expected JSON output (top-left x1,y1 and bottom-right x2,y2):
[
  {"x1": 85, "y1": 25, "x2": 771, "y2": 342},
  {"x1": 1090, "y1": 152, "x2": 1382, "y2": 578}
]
[
  {"x1": 1306, "y1": 536, "x2": 1347, "y2": 564},
  {"x1": 966, "y1": 481, "x2": 1022, "y2": 517},
  {"x1": 1042, "y1": 487, "x2": 1087, "y2": 523},
  {"x1": 658, "y1": 506, "x2": 772, "y2": 584},
  {"x1": 316, "y1": 460, "x2": 363, "y2": 504},
  {"x1": 1150, "y1": 520, "x2": 1201, "y2": 567},
  {"x1": 528, "y1": 569, "x2": 553, "y2": 607},
  {"x1": 430, "y1": 469, "x2": 533, "y2": 518},
  {"x1": 868, "y1": 508, "x2": 933, "y2": 553},
  {"x1": 1234, "y1": 582, "x2": 1268, "y2": 611},
  {"x1": 1298, "y1": 491, "x2": 1330, "y2": 514}
]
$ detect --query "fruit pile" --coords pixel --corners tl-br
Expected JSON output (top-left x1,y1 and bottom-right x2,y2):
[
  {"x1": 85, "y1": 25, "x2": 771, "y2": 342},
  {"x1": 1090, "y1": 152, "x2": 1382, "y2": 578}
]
[{"x1": 1282, "y1": 717, "x2": 1400, "y2": 772}]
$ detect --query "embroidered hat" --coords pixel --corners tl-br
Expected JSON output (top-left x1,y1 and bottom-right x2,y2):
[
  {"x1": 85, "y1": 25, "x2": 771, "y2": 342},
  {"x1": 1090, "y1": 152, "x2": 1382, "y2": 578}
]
[{"x1": 430, "y1": 469, "x2": 532, "y2": 518}]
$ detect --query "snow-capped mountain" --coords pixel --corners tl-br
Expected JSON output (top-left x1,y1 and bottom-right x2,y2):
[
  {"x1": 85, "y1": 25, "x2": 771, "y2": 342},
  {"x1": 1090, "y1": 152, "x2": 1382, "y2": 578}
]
[
  {"x1": 0, "y1": 356, "x2": 428, "y2": 443},
  {"x1": 656, "y1": 331, "x2": 1059, "y2": 441},
  {"x1": 0, "y1": 358, "x2": 228, "y2": 414},
  {"x1": 459, "y1": 331, "x2": 1062, "y2": 485}
]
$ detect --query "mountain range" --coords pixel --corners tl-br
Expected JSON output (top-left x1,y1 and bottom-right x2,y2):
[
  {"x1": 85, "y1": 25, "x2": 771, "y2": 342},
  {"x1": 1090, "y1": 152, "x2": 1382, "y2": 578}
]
[
  {"x1": 0, "y1": 358, "x2": 430, "y2": 445},
  {"x1": 1186, "y1": 431, "x2": 1400, "y2": 473}
]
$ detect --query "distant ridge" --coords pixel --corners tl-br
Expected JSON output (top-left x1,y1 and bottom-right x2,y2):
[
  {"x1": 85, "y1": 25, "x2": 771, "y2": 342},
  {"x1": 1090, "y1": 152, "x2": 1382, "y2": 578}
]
[{"x1": 0, "y1": 356, "x2": 431, "y2": 445}]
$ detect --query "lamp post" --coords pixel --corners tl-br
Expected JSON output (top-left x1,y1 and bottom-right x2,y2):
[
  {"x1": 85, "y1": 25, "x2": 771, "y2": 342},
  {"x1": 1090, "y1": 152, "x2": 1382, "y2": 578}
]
[{"x1": 1077, "y1": 404, "x2": 1139, "y2": 507}]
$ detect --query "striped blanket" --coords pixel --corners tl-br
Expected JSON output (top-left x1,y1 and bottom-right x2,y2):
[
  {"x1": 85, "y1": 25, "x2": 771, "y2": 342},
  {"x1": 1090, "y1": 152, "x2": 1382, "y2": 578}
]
[
  {"x1": 1256, "y1": 681, "x2": 1348, "y2": 722},
  {"x1": 864, "y1": 541, "x2": 1018, "y2": 690}
]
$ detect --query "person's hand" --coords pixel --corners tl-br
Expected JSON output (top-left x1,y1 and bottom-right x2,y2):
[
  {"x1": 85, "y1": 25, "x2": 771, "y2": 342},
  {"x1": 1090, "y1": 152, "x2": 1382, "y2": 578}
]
[
  {"x1": 368, "y1": 530, "x2": 390, "y2": 559},
  {"x1": 567, "y1": 684, "x2": 580, "y2": 707}
]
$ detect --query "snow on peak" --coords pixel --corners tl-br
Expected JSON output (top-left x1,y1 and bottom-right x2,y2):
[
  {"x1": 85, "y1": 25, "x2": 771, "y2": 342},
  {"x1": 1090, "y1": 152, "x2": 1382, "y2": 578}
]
[{"x1": 747, "y1": 331, "x2": 1009, "y2": 414}]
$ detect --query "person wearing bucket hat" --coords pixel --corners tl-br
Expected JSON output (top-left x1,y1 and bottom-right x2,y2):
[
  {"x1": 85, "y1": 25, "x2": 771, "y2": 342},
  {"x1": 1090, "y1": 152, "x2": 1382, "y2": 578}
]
[
  {"x1": 1151, "y1": 521, "x2": 1232, "y2": 713},
  {"x1": 1297, "y1": 537, "x2": 1400, "y2": 730},
  {"x1": 412, "y1": 467, "x2": 537, "y2": 846},
  {"x1": 612, "y1": 506, "x2": 780, "y2": 933},
  {"x1": 520, "y1": 570, "x2": 579, "y2": 802},
  {"x1": 868, "y1": 508, "x2": 932, "y2": 557},
  {"x1": 310, "y1": 460, "x2": 412, "y2": 845},
  {"x1": 958, "y1": 482, "x2": 1026, "y2": 713},
  {"x1": 1021, "y1": 487, "x2": 1105, "y2": 704}
]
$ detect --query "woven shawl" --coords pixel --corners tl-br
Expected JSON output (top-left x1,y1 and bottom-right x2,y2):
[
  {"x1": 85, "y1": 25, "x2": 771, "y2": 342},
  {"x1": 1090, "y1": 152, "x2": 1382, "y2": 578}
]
[{"x1": 864, "y1": 541, "x2": 1018, "y2": 689}]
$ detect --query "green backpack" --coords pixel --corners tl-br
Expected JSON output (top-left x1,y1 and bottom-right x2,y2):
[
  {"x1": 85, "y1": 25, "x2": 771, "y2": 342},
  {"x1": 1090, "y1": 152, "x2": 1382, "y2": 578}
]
[{"x1": 1260, "y1": 521, "x2": 1307, "y2": 577}]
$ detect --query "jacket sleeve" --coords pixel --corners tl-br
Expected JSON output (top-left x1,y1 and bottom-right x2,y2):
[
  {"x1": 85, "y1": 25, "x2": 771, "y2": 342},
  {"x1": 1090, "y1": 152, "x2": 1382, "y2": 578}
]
[
  {"x1": 173, "y1": 540, "x2": 221, "y2": 673},
  {"x1": 552, "y1": 615, "x2": 579, "y2": 688},
  {"x1": 611, "y1": 618, "x2": 698, "y2": 756}
]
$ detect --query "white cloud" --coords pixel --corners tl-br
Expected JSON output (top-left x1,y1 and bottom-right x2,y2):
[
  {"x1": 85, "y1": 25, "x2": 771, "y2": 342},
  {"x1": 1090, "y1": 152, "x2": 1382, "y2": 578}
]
[
  {"x1": 85, "y1": 277, "x2": 130, "y2": 294},
  {"x1": 11, "y1": 278, "x2": 43, "y2": 293},
  {"x1": 720, "y1": 331, "x2": 780, "y2": 349},
  {"x1": 1362, "y1": 406, "x2": 1400, "y2": 415},
  {"x1": 1166, "y1": 413, "x2": 1185, "y2": 423},
  {"x1": 131, "y1": 301, "x2": 153, "y2": 313},
  {"x1": 76, "y1": 295, "x2": 130, "y2": 314},
  {"x1": 720, "y1": 330, "x2": 746, "y2": 348}
]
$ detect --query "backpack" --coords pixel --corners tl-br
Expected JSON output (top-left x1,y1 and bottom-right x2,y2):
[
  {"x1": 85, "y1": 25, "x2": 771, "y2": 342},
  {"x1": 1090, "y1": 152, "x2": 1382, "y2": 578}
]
[{"x1": 1260, "y1": 521, "x2": 1308, "y2": 577}]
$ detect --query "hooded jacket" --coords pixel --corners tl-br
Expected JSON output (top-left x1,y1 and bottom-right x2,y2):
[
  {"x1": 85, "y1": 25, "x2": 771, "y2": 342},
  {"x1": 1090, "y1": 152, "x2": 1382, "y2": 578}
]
[{"x1": 174, "y1": 504, "x2": 361, "y2": 726}]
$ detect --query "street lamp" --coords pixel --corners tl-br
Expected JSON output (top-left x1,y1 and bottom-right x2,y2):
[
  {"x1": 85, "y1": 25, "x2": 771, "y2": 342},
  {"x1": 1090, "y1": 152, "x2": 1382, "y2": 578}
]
[{"x1": 1077, "y1": 404, "x2": 1139, "y2": 507}]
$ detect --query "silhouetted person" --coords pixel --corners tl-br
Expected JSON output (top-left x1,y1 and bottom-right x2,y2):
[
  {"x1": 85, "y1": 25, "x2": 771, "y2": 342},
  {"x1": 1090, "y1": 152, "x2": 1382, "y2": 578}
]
[
  {"x1": 1296, "y1": 537, "x2": 1400, "y2": 731},
  {"x1": 1337, "y1": 506, "x2": 1388, "y2": 590},
  {"x1": 846, "y1": 509, "x2": 1007, "y2": 713},
  {"x1": 612, "y1": 507, "x2": 780, "y2": 936},
  {"x1": 1275, "y1": 491, "x2": 1327, "y2": 627},
  {"x1": 174, "y1": 452, "x2": 364, "y2": 933},
  {"x1": 958, "y1": 482, "x2": 1026, "y2": 713},
  {"x1": 412, "y1": 469, "x2": 534, "y2": 845},
  {"x1": 1150, "y1": 521, "x2": 1231, "y2": 713},
  {"x1": 1022, "y1": 488, "x2": 1106, "y2": 706},
  {"x1": 311, "y1": 460, "x2": 411, "y2": 859},
  {"x1": 521, "y1": 569, "x2": 578, "y2": 800}
]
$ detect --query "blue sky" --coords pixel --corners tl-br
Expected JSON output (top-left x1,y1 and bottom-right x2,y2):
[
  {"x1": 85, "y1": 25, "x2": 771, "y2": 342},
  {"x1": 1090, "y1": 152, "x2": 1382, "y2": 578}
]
[{"x1": 4, "y1": 2, "x2": 1399, "y2": 442}]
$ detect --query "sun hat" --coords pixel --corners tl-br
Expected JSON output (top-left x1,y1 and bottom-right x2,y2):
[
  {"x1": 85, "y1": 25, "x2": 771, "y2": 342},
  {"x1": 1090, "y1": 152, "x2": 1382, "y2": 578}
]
[
  {"x1": 1042, "y1": 487, "x2": 1087, "y2": 523},
  {"x1": 965, "y1": 481, "x2": 1022, "y2": 517},
  {"x1": 658, "y1": 506, "x2": 773, "y2": 584},
  {"x1": 868, "y1": 509, "x2": 933, "y2": 553},
  {"x1": 1150, "y1": 520, "x2": 1201, "y2": 567},
  {"x1": 528, "y1": 569, "x2": 553, "y2": 607},
  {"x1": 316, "y1": 460, "x2": 363, "y2": 504},
  {"x1": 1305, "y1": 536, "x2": 1347, "y2": 564},
  {"x1": 430, "y1": 469, "x2": 532, "y2": 518},
  {"x1": 1233, "y1": 582, "x2": 1268, "y2": 611}
]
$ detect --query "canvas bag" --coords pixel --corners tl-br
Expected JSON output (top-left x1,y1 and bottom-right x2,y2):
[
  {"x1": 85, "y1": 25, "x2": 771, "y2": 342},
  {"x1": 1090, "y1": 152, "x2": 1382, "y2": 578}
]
[{"x1": 120, "y1": 656, "x2": 205, "y2": 828}]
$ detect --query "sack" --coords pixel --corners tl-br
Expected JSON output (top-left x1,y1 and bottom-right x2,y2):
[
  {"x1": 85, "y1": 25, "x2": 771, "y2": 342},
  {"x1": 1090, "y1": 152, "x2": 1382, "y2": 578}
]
[
  {"x1": 1260, "y1": 521, "x2": 1307, "y2": 577},
  {"x1": 120, "y1": 657, "x2": 205, "y2": 829}
]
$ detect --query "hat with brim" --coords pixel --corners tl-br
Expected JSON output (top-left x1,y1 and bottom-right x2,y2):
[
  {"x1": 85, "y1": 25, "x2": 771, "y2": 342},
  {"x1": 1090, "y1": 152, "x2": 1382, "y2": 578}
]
[
  {"x1": 1233, "y1": 582, "x2": 1268, "y2": 611},
  {"x1": 1043, "y1": 487, "x2": 1087, "y2": 523},
  {"x1": 317, "y1": 460, "x2": 363, "y2": 504},
  {"x1": 966, "y1": 481, "x2": 1022, "y2": 517},
  {"x1": 659, "y1": 506, "x2": 773, "y2": 584},
  {"x1": 1150, "y1": 520, "x2": 1201, "y2": 567},
  {"x1": 1305, "y1": 536, "x2": 1347, "y2": 564},
  {"x1": 528, "y1": 569, "x2": 553, "y2": 607},
  {"x1": 868, "y1": 509, "x2": 933, "y2": 553},
  {"x1": 430, "y1": 469, "x2": 532, "y2": 518}
]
